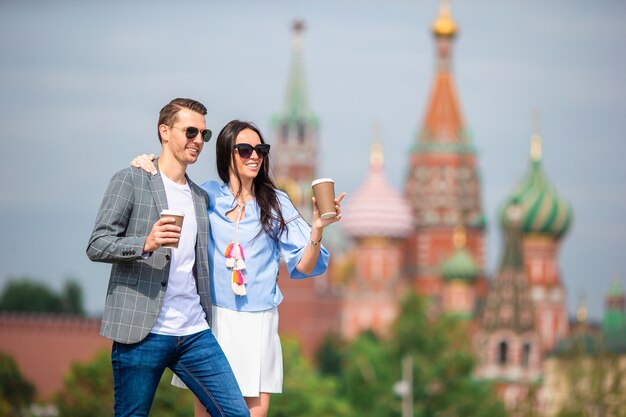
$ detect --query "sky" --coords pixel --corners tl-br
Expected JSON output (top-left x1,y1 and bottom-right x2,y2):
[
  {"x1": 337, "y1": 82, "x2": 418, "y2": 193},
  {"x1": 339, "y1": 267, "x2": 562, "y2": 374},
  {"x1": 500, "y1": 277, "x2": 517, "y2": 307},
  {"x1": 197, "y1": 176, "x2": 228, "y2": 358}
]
[{"x1": 0, "y1": 0, "x2": 624, "y2": 321}]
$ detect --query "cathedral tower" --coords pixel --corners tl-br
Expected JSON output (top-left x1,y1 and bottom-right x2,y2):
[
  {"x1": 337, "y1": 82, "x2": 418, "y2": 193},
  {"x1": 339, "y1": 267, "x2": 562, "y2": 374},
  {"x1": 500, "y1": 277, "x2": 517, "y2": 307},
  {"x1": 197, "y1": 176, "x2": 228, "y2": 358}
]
[
  {"x1": 341, "y1": 141, "x2": 414, "y2": 339},
  {"x1": 475, "y1": 203, "x2": 541, "y2": 409},
  {"x1": 440, "y1": 227, "x2": 479, "y2": 318},
  {"x1": 500, "y1": 134, "x2": 573, "y2": 352},
  {"x1": 404, "y1": 1, "x2": 486, "y2": 308}
]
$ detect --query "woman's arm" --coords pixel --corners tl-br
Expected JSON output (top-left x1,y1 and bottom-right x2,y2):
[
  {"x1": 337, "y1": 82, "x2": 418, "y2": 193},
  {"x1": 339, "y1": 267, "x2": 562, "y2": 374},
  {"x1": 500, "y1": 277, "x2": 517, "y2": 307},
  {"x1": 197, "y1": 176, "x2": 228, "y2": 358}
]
[{"x1": 295, "y1": 192, "x2": 345, "y2": 275}]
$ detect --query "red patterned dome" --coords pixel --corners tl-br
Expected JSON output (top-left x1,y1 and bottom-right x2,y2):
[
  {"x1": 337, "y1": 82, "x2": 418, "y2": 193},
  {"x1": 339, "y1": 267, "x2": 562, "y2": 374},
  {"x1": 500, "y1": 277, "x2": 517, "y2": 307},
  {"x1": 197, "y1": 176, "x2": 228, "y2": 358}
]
[{"x1": 342, "y1": 143, "x2": 414, "y2": 238}]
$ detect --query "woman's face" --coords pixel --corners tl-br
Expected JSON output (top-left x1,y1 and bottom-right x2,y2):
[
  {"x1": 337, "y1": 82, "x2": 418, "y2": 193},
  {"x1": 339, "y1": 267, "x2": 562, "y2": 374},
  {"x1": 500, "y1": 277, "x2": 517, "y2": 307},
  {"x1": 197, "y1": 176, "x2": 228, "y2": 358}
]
[{"x1": 232, "y1": 128, "x2": 264, "y2": 183}]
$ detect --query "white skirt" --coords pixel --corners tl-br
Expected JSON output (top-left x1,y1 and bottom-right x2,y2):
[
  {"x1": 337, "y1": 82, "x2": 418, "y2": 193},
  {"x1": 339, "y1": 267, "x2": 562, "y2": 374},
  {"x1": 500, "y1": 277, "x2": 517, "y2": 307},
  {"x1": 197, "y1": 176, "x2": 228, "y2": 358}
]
[{"x1": 172, "y1": 305, "x2": 283, "y2": 397}]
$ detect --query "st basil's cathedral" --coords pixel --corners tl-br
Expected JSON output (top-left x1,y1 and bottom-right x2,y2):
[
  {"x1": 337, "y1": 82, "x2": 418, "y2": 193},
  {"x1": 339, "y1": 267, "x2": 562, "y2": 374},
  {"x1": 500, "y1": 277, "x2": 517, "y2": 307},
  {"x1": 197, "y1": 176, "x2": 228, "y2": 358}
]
[{"x1": 270, "y1": 2, "x2": 622, "y2": 411}]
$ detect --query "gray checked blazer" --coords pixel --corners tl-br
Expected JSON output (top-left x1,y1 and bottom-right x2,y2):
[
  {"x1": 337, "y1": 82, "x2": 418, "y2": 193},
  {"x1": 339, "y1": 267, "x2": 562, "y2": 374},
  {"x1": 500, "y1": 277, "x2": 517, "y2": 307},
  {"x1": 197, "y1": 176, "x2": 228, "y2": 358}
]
[{"x1": 87, "y1": 160, "x2": 212, "y2": 344}]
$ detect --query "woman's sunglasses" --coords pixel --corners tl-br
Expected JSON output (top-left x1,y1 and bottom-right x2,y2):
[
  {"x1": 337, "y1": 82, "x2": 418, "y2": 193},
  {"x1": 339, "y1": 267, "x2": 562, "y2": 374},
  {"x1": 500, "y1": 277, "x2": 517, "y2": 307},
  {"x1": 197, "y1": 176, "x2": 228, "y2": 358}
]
[
  {"x1": 234, "y1": 143, "x2": 271, "y2": 159},
  {"x1": 171, "y1": 126, "x2": 212, "y2": 142}
]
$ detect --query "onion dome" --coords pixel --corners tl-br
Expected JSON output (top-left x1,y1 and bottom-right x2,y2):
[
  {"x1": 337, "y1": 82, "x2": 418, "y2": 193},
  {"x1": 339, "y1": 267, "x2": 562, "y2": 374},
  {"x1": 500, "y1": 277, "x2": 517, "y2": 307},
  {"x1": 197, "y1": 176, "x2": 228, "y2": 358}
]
[
  {"x1": 432, "y1": 0, "x2": 458, "y2": 38},
  {"x1": 342, "y1": 143, "x2": 414, "y2": 238},
  {"x1": 440, "y1": 227, "x2": 478, "y2": 281},
  {"x1": 500, "y1": 134, "x2": 573, "y2": 239}
]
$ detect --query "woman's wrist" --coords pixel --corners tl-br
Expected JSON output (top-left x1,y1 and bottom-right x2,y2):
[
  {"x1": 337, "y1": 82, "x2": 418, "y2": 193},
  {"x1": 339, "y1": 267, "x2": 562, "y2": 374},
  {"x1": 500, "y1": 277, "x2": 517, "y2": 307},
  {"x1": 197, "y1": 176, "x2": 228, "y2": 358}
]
[
  {"x1": 309, "y1": 235, "x2": 322, "y2": 246},
  {"x1": 310, "y1": 228, "x2": 323, "y2": 245}
]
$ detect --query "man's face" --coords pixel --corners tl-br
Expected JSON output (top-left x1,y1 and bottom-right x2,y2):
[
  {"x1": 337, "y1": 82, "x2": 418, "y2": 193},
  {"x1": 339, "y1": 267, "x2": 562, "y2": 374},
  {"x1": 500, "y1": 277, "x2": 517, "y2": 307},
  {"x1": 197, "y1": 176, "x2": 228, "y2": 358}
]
[{"x1": 160, "y1": 108, "x2": 206, "y2": 166}]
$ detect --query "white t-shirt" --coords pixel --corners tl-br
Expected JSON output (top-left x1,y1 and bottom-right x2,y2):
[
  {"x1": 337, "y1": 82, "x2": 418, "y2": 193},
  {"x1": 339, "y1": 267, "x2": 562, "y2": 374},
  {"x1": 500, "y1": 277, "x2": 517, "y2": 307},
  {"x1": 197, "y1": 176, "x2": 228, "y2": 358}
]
[{"x1": 151, "y1": 173, "x2": 209, "y2": 336}]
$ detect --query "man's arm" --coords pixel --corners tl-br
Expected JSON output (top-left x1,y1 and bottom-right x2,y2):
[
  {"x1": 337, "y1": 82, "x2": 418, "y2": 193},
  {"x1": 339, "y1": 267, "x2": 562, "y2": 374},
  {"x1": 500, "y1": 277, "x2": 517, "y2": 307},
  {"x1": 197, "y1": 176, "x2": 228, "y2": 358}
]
[
  {"x1": 86, "y1": 169, "x2": 146, "y2": 263},
  {"x1": 86, "y1": 169, "x2": 182, "y2": 263}
]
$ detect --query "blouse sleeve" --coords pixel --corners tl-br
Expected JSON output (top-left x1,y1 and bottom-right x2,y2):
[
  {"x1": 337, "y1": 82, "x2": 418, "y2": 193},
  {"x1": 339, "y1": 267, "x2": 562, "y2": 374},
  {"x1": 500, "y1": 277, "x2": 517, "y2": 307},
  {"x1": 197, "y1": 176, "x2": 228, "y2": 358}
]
[
  {"x1": 200, "y1": 180, "x2": 222, "y2": 211},
  {"x1": 277, "y1": 191, "x2": 330, "y2": 279}
]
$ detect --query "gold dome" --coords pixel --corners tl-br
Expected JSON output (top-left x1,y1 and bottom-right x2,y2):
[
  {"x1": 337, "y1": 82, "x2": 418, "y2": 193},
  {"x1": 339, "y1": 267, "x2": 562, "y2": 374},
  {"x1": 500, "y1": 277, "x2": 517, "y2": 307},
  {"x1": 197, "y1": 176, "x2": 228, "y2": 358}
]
[{"x1": 432, "y1": 2, "x2": 458, "y2": 38}]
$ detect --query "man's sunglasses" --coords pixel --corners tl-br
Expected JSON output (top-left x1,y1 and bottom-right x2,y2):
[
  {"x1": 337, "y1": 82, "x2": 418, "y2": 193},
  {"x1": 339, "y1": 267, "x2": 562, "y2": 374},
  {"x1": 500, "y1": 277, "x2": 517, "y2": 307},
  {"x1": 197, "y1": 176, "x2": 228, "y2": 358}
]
[
  {"x1": 171, "y1": 126, "x2": 212, "y2": 143},
  {"x1": 234, "y1": 143, "x2": 271, "y2": 159}
]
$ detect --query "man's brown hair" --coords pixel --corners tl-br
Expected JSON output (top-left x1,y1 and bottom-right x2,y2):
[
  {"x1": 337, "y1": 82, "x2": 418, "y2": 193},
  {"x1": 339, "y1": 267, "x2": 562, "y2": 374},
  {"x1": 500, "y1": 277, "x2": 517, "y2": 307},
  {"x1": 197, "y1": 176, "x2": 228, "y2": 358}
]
[{"x1": 157, "y1": 98, "x2": 207, "y2": 143}]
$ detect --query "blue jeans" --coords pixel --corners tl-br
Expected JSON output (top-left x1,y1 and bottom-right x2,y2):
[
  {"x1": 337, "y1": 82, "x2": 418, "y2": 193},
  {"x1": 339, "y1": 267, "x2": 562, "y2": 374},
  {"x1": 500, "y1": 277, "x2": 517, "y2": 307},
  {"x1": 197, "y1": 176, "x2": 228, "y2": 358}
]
[{"x1": 111, "y1": 329, "x2": 249, "y2": 417}]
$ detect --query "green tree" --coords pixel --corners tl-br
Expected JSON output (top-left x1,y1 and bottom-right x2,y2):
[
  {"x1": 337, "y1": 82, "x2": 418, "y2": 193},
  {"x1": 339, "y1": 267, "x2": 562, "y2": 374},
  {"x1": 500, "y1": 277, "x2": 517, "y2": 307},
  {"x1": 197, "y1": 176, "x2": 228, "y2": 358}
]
[
  {"x1": 390, "y1": 294, "x2": 507, "y2": 417},
  {"x1": 315, "y1": 333, "x2": 346, "y2": 378},
  {"x1": 270, "y1": 337, "x2": 353, "y2": 417},
  {"x1": 0, "y1": 351, "x2": 35, "y2": 417},
  {"x1": 55, "y1": 351, "x2": 113, "y2": 417},
  {"x1": 55, "y1": 350, "x2": 194, "y2": 417},
  {"x1": 0, "y1": 278, "x2": 85, "y2": 315},
  {"x1": 0, "y1": 279, "x2": 62, "y2": 313},
  {"x1": 554, "y1": 335, "x2": 626, "y2": 417},
  {"x1": 60, "y1": 280, "x2": 85, "y2": 316},
  {"x1": 340, "y1": 330, "x2": 398, "y2": 417},
  {"x1": 334, "y1": 294, "x2": 507, "y2": 417}
]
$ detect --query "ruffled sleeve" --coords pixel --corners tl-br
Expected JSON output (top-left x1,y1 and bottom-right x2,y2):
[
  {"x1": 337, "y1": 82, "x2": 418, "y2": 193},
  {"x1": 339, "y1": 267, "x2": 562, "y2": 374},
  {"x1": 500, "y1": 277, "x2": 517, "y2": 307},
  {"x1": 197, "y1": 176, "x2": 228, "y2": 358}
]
[{"x1": 276, "y1": 190, "x2": 330, "y2": 279}]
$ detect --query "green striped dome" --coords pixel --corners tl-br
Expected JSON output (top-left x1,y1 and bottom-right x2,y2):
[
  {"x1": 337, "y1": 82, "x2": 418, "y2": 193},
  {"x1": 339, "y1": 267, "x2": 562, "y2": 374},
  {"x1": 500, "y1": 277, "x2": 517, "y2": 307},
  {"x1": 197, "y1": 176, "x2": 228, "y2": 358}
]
[
  {"x1": 440, "y1": 247, "x2": 479, "y2": 281},
  {"x1": 500, "y1": 137, "x2": 573, "y2": 239}
]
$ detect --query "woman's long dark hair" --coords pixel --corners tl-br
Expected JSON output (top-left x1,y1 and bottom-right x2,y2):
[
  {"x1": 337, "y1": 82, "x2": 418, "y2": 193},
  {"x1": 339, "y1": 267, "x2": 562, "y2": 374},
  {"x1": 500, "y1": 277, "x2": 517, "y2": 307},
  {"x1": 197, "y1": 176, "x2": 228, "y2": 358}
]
[{"x1": 216, "y1": 120, "x2": 286, "y2": 241}]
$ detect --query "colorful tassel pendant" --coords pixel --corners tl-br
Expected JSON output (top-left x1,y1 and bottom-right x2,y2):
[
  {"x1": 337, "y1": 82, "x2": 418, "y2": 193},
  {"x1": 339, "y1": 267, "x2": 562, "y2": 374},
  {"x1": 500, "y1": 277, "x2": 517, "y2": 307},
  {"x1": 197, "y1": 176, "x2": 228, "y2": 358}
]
[
  {"x1": 225, "y1": 203, "x2": 248, "y2": 296},
  {"x1": 231, "y1": 270, "x2": 247, "y2": 296},
  {"x1": 225, "y1": 242, "x2": 247, "y2": 296}
]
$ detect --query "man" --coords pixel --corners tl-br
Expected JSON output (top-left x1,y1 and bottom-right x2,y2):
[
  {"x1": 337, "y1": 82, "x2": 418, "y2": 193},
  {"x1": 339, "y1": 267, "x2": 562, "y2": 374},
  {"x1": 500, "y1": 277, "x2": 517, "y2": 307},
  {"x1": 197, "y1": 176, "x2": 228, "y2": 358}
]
[{"x1": 87, "y1": 98, "x2": 249, "y2": 417}]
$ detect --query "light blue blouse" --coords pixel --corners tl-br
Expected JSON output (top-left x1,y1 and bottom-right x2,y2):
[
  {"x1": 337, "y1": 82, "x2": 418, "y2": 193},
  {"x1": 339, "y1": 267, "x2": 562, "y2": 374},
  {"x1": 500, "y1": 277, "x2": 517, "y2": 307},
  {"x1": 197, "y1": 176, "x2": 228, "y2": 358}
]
[{"x1": 202, "y1": 180, "x2": 330, "y2": 312}]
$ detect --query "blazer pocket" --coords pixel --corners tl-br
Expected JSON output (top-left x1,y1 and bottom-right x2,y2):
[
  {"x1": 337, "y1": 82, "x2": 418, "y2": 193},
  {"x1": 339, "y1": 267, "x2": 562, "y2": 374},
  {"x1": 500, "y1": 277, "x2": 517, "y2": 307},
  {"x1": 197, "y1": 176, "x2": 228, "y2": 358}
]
[
  {"x1": 139, "y1": 249, "x2": 169, "y2": 270},
  {"x1": 111, "y1": 263, "x2": 139, "y2": 286}
]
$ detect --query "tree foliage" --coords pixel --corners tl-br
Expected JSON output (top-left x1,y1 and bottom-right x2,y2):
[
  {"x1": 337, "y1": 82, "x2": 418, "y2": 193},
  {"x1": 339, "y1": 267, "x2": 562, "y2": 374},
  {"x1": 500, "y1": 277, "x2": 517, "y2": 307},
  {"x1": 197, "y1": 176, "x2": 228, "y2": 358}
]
[
  {"x1": 0, "y1": 278, "x2": 85, "y2": 315},
  {"x1": 554, "y1": 336, "x2": 626, "y2": 417},
  {"x1": 49, "y1": 293, "x2": 507, "y2": 417},
  {"x1": 341, "y1": 330, "x2": 399, "y2": 416},
  {"x1": 270, "y1": 338, "x2": 353, "y2": 417},
  {"x1": 60, "y1": 280, "x2": 86, "y2": 316},
  {"x1": 0, "y1": 351, "x2": 35, "y2": 417},
  {"x1": 389, "y1": 295, "x2": 506, "y2": 417},
  {"x1": 314, "y1": 333, "x2": 346, "y2": 379},
  {"x1": 55, "y1": 350, "x2": 194, "y2": 417},
  {"x1": 318, "y1": 293, "x2": 507, "y2": 417}
]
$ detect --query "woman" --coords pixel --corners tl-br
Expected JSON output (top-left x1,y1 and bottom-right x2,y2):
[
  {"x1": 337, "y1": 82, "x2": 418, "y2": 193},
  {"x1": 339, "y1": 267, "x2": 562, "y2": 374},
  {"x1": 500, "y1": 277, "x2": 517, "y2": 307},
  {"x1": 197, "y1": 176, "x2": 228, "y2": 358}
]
[{"x1": 132, "y1": 120, "x2": 344, "y2": 417}]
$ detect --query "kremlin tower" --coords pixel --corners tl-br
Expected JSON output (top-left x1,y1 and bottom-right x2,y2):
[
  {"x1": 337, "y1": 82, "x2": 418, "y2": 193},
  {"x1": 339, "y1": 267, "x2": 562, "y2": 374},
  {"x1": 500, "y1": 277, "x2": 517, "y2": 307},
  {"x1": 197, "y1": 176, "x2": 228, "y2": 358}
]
[
  {"x1": 272, "y1": 20, "x2": 341, "y2": 358},
  {"x1": 341, "y1": 141, "x2": 414, "y2": 339},
  {"x1": 271, "y1": 19, "x2": 319, "y2": 214},
  {"x1": 500, "y1": 134, "x2": 573, "y2": 352},
  {"x1": 404, "y1": 1, "x2": 487, "y2": 311}
]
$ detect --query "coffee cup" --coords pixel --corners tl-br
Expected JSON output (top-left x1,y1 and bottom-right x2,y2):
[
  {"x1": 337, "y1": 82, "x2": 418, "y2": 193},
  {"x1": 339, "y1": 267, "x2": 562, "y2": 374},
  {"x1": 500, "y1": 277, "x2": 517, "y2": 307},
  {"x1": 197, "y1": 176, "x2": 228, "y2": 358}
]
[
  {"x1": 311, "y1": 178, "x2": 337, "y2": 219},
  {"x1": 160, "y1": 209, "x2": 185, "y2": 248}
]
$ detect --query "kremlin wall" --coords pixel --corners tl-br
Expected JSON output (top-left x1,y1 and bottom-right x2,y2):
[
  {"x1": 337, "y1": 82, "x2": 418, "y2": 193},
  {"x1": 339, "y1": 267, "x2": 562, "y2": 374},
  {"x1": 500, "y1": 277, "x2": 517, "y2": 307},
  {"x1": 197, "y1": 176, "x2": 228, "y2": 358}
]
[{"x1": 1, "y1": 2, "x2": 625, "y2": 414}]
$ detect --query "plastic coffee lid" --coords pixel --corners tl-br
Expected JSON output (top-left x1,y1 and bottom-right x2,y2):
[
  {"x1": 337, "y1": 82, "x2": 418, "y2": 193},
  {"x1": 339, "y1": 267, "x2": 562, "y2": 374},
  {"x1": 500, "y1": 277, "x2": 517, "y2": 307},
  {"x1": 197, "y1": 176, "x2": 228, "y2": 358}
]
[
  {"x1": 161, "y1": 209, "x2": 185, "y2": 216},
  {"x1": 311, "y1": 178, "x2": 335, "y2": 186}
]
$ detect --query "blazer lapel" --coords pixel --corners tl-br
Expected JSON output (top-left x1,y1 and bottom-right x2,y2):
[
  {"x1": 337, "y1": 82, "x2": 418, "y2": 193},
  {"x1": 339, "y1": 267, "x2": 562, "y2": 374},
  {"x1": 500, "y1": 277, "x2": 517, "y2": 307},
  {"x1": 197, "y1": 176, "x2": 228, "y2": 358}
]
[
  {"x1": 188, "y1": 175, "x2": 208, "y2": 237},
  {"x1": 149, "y1": 157, "x2": 168, "y2": 213}
]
